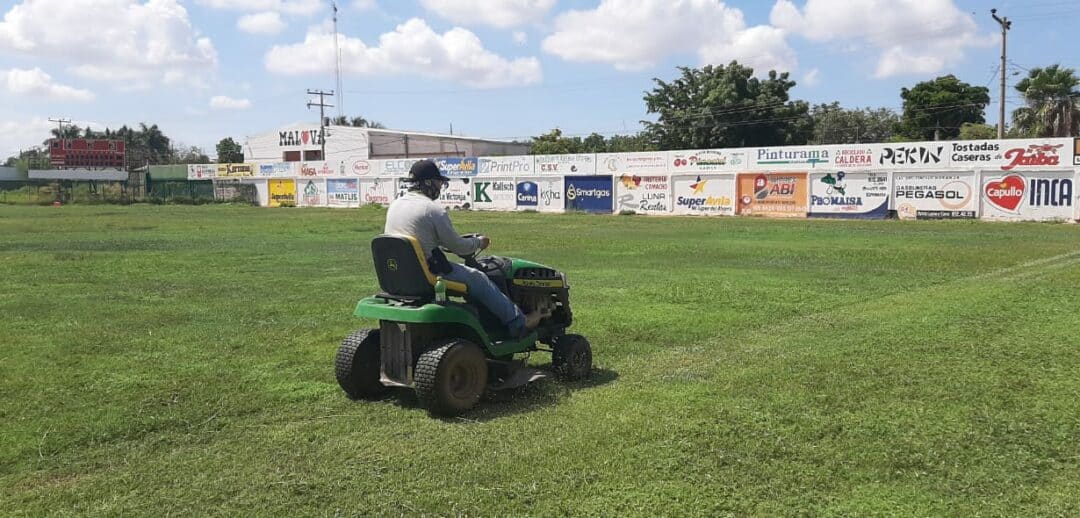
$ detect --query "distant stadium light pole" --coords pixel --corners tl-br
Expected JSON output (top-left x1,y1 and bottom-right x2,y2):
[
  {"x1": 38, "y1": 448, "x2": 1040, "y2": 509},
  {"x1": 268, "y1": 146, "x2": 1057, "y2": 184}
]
[
  {"x1": 991, "y1": 9, "x2": 1012, "y2": 140},
  {"x1": 307, "y1": 89, "x2": 335, "y2": 160}
]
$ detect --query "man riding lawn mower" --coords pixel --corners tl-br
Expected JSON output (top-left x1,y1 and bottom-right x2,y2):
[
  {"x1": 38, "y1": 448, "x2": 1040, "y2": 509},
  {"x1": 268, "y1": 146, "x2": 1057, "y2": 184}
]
[{"x1": 335, "y1": 159, "x2": 592, "y2": 416}]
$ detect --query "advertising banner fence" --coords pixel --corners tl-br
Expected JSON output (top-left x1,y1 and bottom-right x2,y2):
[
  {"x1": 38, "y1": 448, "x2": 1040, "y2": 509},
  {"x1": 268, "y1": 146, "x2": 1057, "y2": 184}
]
[
  {"x1": 471, "y1": 178, "x2": 517, "y2": 211},
  {"x1": 268, "y1": 179, "x2": 296, "y2": 207},
  {"x1": 297, "y1": 178, "x2": 326, "y2": 207},
  {"x1": 737, "y1": 173, "x2": 809, "y2": 217},
  {"x1": 438, "y1": 178, "x2": 472, "y2": 209},
  {"x1": 257, "y1": 162, "x2": 295, "y2": 177},
  {"x1": 668, "y1": 149, "x2": 747, "y2": 173},
  {"x1": 565, "y1": 175, "x2": 613, "y2": 213},
  {"x1": 327, "y1": 179, "x2": 360, "y2": 207},
  {"x1": 217, "y1": 163, "x2": 255, "y2": 178},
  {"x1": 435, "y1": 157, "x2": 479, "y2": 178},
  {"x1": 188, "y1": 164, "x2": 216, "y2": 180},
  {"x1": 614, "y1": 174, "x2": 671, "y2": 214},
  {"x1": 599, "y1": 152, "x2": 669, "y2": 175},
  {"x1": 981, "y1": 171, "x2": 1074, "y2": 221},
  {"x1": 535, "y1": 154, "x2": 596, "y2": 175},
  {"x1": 479, "y1": 156, "x2": 533, "y2": 176},
  {"x1": 893, "y1": 172, "x2": 977, "y2": 220},
  {"x1": 809, "y1": 171, "x2": 890, "y2": 219},
  {"x1": 360, "y1": 178, "x2": 395, "y2": 206},
  {"x1": 671, "y1": 174, "x2": 736, "y2": 216},
  {"x1": 297, "y1": 161, "x2": 338, "y2": 177},
  {"x1": 375, "y1": 158, "x2": 422, "y2": 177},
  {"x1": 752, "y1": 146, "x2": 831, "y2": 170},
  {"x1": 516, "y1": 178, "x2": 564, "y2": 212}
]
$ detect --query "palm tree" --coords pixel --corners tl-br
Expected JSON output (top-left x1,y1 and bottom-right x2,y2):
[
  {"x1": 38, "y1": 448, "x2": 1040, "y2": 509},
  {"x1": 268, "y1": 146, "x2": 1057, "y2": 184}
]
[{"x1": 1011, "y1": 64, "x2": 1080, "y2": 138}]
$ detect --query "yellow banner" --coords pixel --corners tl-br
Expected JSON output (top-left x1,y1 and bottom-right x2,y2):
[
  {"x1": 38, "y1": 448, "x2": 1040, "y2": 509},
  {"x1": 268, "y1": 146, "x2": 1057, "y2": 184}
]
[
  {"x1": 217, "y1": 163, "x2": 255, "y2": 177},
  {"x1": 269, "y1": 179, "x2": 296, "y2": 207}
]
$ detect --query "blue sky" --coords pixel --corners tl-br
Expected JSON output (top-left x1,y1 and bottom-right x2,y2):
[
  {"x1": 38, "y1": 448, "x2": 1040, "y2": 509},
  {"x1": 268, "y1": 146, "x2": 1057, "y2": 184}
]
[{"x1": 1, "y1": 0, "x2": 1078, "y2": 159}]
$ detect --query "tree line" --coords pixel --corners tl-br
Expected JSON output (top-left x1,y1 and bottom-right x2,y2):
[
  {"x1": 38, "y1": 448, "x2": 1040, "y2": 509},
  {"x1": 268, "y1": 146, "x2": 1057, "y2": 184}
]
[
  {"x1": 2, "y1": 114, "x2": 389, "y2": 170},
  {"x1": 530, "y1": 61, "x2": 1080, "y2": 154}
]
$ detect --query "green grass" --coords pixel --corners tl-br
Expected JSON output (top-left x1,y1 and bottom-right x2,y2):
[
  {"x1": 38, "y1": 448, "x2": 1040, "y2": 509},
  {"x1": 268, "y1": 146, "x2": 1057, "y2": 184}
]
[{"x1": 2, "y1": 204, "x2": 1080, "y2": 516}]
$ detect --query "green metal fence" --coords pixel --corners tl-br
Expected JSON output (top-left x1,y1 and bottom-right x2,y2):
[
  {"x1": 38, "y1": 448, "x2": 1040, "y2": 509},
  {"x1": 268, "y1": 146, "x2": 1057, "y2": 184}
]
[{"x1": 0, "y1": 180, "x2": 134, "y2": 204}]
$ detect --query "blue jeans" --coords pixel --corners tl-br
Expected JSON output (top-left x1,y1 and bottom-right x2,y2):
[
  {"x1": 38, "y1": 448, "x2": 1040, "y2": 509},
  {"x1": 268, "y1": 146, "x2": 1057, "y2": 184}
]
[{"x1": 443, "y1": 262, "x2": 526, "y2": 336}]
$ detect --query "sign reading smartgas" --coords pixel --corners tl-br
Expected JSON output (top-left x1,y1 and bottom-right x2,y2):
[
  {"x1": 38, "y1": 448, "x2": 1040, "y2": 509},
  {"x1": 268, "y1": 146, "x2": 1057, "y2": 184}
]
[{"x1": 565, "y1": 176, "x2": 613, "y2": 213}]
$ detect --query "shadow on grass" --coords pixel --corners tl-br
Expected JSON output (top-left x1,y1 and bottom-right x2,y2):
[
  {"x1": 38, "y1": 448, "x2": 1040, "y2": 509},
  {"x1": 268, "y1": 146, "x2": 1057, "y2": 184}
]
[{"x1": 380, "y1": 367, "x2": 619, "y2": 422}]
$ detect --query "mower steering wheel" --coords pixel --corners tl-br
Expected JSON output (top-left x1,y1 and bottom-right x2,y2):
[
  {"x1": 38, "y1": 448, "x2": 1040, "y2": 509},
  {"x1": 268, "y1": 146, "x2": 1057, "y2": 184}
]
[{"x1": 457, "y1": 233, "x2": 486, "y2": 269}]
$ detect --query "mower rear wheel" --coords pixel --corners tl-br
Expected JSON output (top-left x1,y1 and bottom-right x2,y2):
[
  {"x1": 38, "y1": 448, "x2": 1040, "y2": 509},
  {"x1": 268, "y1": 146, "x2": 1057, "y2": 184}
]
[
  {"x1": 335, "y1": 328, "x2": 386, "y2": 399},
  {"x1": 552, "y1": 334, "x2": 592, "y2": 380},
  {"x1": 415, "y1": 340, "x2": 488, "y2": 416}
]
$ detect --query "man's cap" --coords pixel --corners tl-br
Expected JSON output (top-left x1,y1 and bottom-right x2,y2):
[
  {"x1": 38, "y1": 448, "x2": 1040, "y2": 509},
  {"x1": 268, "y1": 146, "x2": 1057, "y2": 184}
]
[{"x1": 407, "y1": 159, "x2": 449, "y2": 183}]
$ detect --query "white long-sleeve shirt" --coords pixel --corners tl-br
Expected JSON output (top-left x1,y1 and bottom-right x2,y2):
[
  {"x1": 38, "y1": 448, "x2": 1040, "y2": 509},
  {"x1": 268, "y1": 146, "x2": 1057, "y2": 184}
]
[{"x1": 384, "y1": 191, "x2": 482, "y2": 258}]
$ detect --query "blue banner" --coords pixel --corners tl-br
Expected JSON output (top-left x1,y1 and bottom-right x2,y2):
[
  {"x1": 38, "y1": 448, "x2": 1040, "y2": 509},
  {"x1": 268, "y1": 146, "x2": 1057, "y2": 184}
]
[
  {"x1": 435, "y1": 157, "x2": 479, "y2": 177},
  {"x1": 516, "y1": 181, "x2": 539, "y2": 207},
  {"x1": 565, "y1": 175, "x2": 613, "y2": 213}
]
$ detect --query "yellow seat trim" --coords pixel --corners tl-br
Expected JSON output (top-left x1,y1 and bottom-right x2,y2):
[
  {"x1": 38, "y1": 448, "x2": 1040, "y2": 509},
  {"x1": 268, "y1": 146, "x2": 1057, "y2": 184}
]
[{"x1": 389, "y1": 234, "x2": 469, "y2": 295}]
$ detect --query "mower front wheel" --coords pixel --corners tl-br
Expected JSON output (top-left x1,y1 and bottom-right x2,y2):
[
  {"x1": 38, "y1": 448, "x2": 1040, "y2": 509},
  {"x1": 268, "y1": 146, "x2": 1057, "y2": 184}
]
[
  {"x1": 335, "y1": 328, "x2": 386, "y2": 399},
  {"x1": 415, "y1": 340, "x2": 488, "y2": 417},
  {"x1": 552, "y1": 334, "x2": 592, "y2": 380}
]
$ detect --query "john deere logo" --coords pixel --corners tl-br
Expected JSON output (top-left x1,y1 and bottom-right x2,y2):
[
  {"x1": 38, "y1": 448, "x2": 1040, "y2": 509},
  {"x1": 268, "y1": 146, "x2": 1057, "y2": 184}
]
[{"x1": 387, "y1": 259, "x2": 398, "y2": 271}]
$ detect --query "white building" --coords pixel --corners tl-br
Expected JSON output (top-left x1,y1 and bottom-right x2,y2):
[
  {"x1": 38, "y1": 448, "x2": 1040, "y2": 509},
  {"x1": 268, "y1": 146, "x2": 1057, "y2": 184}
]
[{"x1": 243, "y1": 123, "x2": 531, "y2": 170}]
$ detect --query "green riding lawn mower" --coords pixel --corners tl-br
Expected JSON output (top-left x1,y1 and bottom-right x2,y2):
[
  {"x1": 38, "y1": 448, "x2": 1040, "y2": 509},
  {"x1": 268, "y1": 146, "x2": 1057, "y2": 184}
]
[{"x1": 335, "y1": 234, "x2": 592, "y2": 416}]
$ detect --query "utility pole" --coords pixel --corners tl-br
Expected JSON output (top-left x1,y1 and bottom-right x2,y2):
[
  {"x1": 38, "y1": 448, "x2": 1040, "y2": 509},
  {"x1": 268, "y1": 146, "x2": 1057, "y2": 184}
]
[
  {"x1": 332, "y1": 1, "x2": 344, "y2": 120},
  {"x1": 991, "y1": 9, "x2": 1012, "y2": 140},
  {"x1": 48, "y1": 117, "x2": 71, "y2": 138},
  {"x1": 307, "y1": 89, "x2": 335, "y2": 160}
]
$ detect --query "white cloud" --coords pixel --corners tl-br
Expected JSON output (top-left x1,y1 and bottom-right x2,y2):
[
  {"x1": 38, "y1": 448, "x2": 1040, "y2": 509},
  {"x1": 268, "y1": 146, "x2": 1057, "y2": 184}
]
[
  {"x1": 770, "y1": 0, "x2": 990, "y2": 79},
  {"x1": 237, "y1": 11, "x2": 286, "y2": 35},
  {"x1": 420, "y1": 0, "x2": 555, "y2": 29},
  {"x1": 265, "y1": 18, "x2": 542, "y2": 88},
  {"x1": 0, "y1": 117, "x2": 54, "y2": 158},
  {"x1": 3, "y1": 68, "x2": 95, "y2": 101},
  {"x1": 513, "y1": 31, "x2": 527, "y2": 45},
  {"x1": 195, "y1": 0, "x2": 322, "y2": 16},
  {"x1": 0, "y1": 0, "x2": 217, "y2": 86},
  {"x1": 542, "y1": 0, "x2": 797, "y2": 74},
  {"x1": 210, "y1": 95, "x2": 253, "y2": 109},
  {"x1": 802, "y1": 67, "x2": 820, "y2": 87}
]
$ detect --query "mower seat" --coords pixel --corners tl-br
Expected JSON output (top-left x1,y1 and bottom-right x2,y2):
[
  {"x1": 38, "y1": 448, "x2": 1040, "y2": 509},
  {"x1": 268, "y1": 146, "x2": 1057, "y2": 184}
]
[{"x1": 371, "y1": 234, "x2": 468, "y2": 302}]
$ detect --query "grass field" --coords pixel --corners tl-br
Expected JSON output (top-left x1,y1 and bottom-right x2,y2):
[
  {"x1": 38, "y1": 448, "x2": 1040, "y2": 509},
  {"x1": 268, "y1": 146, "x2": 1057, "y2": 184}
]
[{"x1": 2, "y1": 204, "x2": 1080, "y2": 516}]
